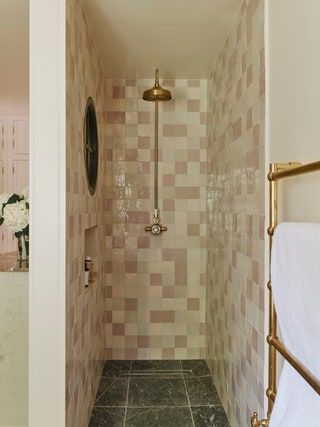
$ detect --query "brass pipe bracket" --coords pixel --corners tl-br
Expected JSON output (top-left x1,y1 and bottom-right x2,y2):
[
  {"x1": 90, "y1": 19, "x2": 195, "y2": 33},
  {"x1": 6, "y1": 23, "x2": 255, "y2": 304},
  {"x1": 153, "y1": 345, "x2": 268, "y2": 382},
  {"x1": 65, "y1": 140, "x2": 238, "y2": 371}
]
[{"x1": 251, "y1": 413, "x2": 270, "y2": 427}]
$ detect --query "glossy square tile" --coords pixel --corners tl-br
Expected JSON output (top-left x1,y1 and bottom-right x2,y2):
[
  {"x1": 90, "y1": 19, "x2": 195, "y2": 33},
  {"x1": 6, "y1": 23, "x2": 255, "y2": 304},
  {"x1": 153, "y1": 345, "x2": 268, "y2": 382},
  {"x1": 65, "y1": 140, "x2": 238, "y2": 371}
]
[
  {"x1": 206, "y1": 0, "x2": 265, "y2": 425},
  {"x1": 105, "y1": 79, "x2": 207, "y2": 360}
]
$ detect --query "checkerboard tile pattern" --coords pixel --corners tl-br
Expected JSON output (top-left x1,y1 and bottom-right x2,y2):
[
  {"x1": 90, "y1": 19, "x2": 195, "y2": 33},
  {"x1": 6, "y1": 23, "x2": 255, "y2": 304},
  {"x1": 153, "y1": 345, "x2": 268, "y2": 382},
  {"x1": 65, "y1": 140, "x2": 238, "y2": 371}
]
[
  {"x1": 104, "y1": 78, "x2": 207, "y2": 361},
  {"x1": 206, "y1": 0, "x2": 265, "y2": 426}
]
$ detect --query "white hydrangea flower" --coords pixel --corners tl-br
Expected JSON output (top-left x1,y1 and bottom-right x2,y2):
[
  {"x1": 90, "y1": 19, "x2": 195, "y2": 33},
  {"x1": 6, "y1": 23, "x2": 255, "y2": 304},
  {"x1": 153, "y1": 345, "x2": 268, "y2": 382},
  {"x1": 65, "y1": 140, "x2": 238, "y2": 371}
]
[
  {"x1": 3, "y1": 200, "x2": 29, "y2": 233},
  {"x1": 21, "y1": 187, "x2": 29, "y2": 203},
  {"x1": 0, "y1": 193, "x2": 11, "y2": 218}
]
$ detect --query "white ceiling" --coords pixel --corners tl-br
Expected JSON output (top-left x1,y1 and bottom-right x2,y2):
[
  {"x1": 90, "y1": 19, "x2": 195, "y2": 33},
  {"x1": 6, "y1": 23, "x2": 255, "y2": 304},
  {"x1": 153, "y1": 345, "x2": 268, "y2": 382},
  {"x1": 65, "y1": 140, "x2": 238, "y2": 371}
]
[
  {"x1": 0, "y1": 0, "x2": 29, "y2": 112},
  {"x1": 84, "y1": 0, "x2": 242, "y2": 79}
]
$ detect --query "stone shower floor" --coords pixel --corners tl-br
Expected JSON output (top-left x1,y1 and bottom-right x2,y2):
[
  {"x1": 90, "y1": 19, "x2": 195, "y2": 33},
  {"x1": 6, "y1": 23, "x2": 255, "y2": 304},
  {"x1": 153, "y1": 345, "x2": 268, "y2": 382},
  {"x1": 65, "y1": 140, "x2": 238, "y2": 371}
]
[{"x1": 89, "y1": 359, "x2": 229, "y2": 427}]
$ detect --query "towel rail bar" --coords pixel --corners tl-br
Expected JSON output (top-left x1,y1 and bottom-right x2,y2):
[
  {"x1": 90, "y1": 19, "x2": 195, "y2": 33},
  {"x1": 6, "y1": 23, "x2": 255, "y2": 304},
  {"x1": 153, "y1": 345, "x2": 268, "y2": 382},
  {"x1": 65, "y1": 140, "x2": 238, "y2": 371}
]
[
  {"x1": 267, "y1": 336, "x2": 320, "y2": 395},
  {"x1": 251, "y1": 161, "x2": 320, "y2": 427},
  {"x1": 268, "y1": 160, "x2": 320, "y2": 181}
]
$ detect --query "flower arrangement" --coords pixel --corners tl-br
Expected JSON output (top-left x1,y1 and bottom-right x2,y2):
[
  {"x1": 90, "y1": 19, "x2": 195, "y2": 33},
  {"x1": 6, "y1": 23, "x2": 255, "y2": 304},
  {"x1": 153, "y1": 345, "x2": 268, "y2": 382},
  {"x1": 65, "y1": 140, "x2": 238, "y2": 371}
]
[{"x1": 0, "y1": 189, "x2": 29, "y2": 266}]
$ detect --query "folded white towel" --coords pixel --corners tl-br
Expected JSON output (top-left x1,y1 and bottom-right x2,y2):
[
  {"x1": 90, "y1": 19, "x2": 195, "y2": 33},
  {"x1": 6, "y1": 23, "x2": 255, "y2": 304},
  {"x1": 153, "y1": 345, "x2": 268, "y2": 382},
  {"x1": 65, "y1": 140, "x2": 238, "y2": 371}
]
[{"x1": 269, "y1": 222, "x2": 320, "y2": 427}]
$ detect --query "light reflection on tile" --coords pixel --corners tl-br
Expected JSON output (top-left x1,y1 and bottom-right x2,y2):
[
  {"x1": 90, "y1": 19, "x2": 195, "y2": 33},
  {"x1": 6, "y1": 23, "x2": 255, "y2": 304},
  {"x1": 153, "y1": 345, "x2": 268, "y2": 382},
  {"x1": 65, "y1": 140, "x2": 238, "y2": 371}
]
[
  {"x1": 206, "y1": 0, "x2": 265, "y2": 426},
  {"x1": 105, "y1": 78, "x2": 207, "y2": 361}
]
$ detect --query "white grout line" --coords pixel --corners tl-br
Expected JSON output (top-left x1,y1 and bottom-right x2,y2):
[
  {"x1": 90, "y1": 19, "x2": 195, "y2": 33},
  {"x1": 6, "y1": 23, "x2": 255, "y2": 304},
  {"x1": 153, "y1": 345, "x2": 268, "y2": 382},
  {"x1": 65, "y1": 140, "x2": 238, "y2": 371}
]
[
  {"x1": 182, "y1": 375, "x2": 196, "y2": 427},
  {"x1": 94, "y1": 376, "x2": 118, "y2": 404},
  {"x1": 123, "y1": 361, "x2": 132, "y2": 426}
]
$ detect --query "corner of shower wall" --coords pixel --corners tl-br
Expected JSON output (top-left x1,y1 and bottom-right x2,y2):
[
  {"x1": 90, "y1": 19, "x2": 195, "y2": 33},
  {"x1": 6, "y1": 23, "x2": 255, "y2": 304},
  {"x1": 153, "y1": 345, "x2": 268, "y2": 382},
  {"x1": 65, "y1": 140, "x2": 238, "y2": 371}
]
[
  {"x1": 66, "y1": 0, "x2": 109, "y2": 425},
  {"x1": 205, "y1": 0, "x2": 266, "y2": 425}
]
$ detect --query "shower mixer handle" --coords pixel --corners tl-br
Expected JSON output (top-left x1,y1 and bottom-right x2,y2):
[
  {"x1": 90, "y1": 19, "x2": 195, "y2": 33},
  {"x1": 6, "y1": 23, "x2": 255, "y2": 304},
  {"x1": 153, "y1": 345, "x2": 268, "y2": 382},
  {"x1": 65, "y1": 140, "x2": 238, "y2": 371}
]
[{"x1": 145, "y1": 220, "x2": 167, "y2": 235}]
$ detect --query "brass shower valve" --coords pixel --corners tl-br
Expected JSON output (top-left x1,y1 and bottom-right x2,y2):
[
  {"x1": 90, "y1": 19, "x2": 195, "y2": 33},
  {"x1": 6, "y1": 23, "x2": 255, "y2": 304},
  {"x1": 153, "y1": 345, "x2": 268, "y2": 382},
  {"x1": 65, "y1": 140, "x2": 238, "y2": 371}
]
[{"x1": 145, "y1": 218, "x2": 167, "y2": 235}]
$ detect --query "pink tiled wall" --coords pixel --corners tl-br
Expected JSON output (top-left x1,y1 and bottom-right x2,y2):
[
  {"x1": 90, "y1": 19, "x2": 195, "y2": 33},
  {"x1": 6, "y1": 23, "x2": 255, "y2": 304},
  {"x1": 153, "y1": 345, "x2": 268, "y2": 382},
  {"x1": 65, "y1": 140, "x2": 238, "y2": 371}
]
[
  {"x1": 206, "y1": 0, "x2": 265, "y2": 426},
  {"x1": 66, "y1": 0, "x2": 109, "y2": 425},
  {"x1": 104, "y1": 79, "x2": 208, "y2": 360},
  {"x1": 66, "y1": 1, "x2": 266, "y2": 425}
]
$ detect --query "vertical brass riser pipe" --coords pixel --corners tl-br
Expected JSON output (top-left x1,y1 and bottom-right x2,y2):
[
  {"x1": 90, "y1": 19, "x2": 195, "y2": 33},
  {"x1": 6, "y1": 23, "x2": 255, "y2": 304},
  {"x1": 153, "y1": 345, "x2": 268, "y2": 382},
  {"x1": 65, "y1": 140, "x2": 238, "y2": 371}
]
[
  {"x1": 154, "y1": 100, "x2": 158, "y2": 213},
  {"x1": 143, "y1": 69, "x2": 171, "y2": 235}
]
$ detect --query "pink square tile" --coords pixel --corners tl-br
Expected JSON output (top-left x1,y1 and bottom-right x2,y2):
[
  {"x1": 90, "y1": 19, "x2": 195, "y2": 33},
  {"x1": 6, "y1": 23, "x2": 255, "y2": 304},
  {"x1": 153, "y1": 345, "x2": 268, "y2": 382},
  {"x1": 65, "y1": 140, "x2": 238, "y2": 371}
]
[
  {"x1": 105, "y1": 111, "x2": 125, "y2": 124},
  {"x1": 163, "y1": 199, "x2": 175, "y2": 211},
  {"x1": 162, "y1": 348, "x2": 175, "y2": 359},
  {"x1": 163, "y1": 174, "x2": 175, "y2": 186},
  {"x1": 137, "y1": 336, "x2": 150, "y2": 348},
  {"x1": 126, "y1": 79, "x2": 136, "y2": 86},
  {"x1": 175, "y1": 187, "x2": 199, "y2": 199},
  {"x1": 175, "y1": 336, "x2": 187, "y2": 347},
  {"x1": 113, "y1": 236, "x2": 125, "y2": 248},
  {"x1": 138, "y1": 112, "x2": 150, "y2": 124},
  {"x1": 150, "y1": 273, "x2": 162, "y2": 286},
  {"x1": 126, "y1": 261, "x2": 137, "y2": 273},
  {"x1": 187, "y1": 100, "x2": 200, "y2": 112},
  {"x1": 175, "y1": 162, "x2": 187, "y2": 174},
  {"x1": 163, "y1": 287, "x2": 174, "y2": 298},
  {"x1": 233, "y1": 118, "x2": 242, "y2": 140},
  {"x1": 187, "y1": 150, "x2": 200, "y2": 161},
  {"x1": 187, "y1": 298, "x2": 200, "y2": 311},
  {"x1": 187, "y1": 224, "x2": 200, "y2": 236},
  {"x1": 150, "y1": 311, "x2": 162, "y2": 323},
  {"x1": 113, "y1": 86, "x2": 125, "y2": 99},
  {"x1": 113, "y1": 323, "x2": 125, "y2": 335},
  {"x1": 137, "y1": 236, "x2": 150, "y2": 248},
  {"x1": 125, "y1": 298, "x2": 137, "y2": 311},
  {"x1": 138, "y1": 136, "x2": 150, "y2": 148},
  {"x1": 188, "y1": 80, "x2": 200, "y2": 87},
  {"x1": 125, "y1": 149, "x2": 138, "y2": 161},
  {"x1": 163, "y1": 124, "x2": 187, "y2": 137}
]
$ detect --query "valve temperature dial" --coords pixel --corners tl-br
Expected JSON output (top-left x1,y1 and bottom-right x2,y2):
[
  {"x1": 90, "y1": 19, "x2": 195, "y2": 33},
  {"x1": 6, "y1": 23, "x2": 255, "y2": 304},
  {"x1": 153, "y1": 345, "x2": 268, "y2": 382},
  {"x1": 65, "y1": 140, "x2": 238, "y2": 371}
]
[
  {"x1": 152, "y1": 224, "x2": 161, "y2": 235},
  {"x1": 145, "y1": 221, "x2": 167, "y2": 235}
]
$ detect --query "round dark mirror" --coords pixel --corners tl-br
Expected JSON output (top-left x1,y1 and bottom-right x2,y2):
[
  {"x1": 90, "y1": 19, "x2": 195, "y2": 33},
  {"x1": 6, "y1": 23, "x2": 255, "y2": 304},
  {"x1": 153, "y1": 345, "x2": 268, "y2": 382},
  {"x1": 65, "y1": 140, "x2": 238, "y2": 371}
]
[{"x1": 84, "y1": 97, "x2": 99, "y2": 195}]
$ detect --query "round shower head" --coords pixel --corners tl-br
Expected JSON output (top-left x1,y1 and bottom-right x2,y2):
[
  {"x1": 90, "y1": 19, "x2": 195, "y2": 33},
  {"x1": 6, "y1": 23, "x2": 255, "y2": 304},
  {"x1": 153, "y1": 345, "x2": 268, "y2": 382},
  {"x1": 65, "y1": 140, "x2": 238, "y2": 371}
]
[{"x1": 143, "y1": 69, "x2": 172, "y2": 102}]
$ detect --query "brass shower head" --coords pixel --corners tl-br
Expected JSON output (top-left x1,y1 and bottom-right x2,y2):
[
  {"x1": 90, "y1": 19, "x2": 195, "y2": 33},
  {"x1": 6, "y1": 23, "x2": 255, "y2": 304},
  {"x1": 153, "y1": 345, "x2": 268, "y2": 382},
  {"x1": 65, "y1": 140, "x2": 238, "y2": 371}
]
[{"x1": 143, "y1": 69, "x2": 172, "y2": 102}]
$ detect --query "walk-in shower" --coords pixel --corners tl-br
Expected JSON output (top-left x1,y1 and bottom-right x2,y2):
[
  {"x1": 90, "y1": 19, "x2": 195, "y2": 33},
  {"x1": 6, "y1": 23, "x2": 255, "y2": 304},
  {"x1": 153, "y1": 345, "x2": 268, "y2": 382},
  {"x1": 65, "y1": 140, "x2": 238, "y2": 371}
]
[{"x1": 143, "y1": 69, "x2": 172, "y2": 235}]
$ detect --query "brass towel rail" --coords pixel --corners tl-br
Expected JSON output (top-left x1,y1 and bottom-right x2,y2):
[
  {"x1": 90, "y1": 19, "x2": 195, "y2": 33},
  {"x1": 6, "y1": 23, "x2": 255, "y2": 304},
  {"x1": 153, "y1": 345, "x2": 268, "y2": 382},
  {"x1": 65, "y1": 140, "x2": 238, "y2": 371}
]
[{"x1": 251, "y1": 160, "x2": 320, "y2": 427}]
